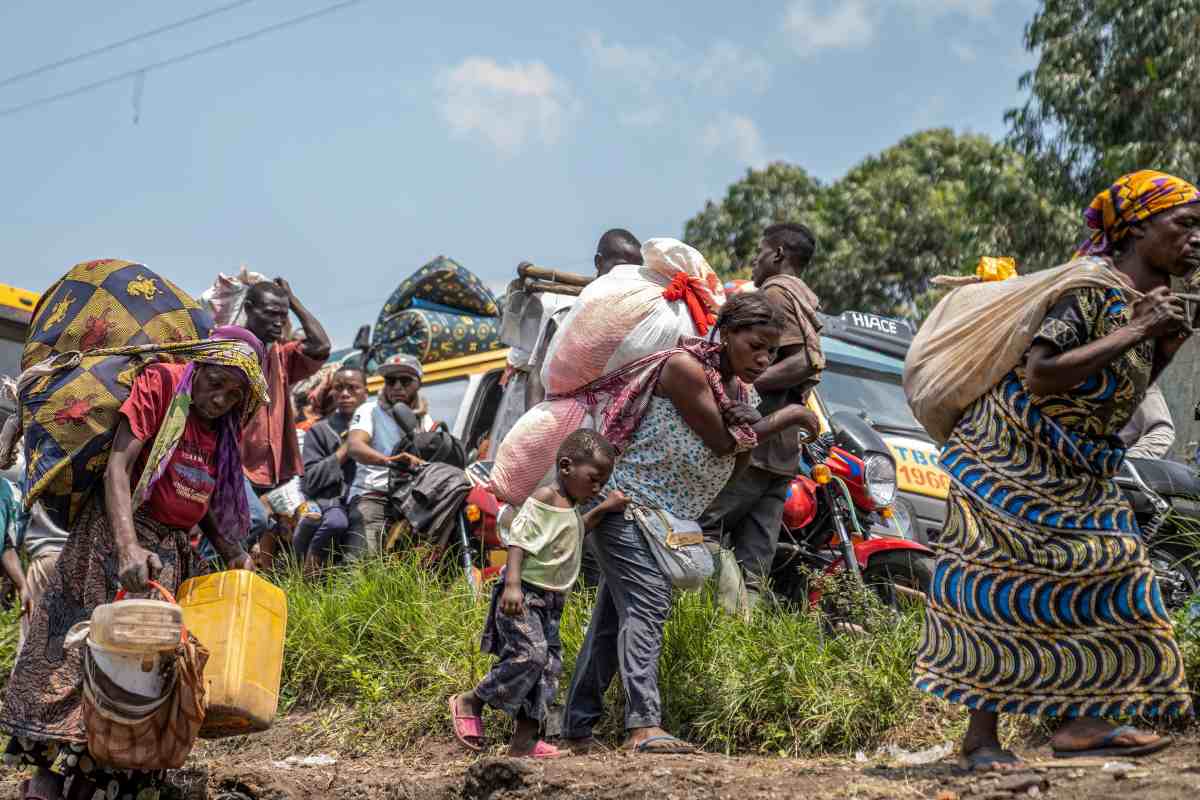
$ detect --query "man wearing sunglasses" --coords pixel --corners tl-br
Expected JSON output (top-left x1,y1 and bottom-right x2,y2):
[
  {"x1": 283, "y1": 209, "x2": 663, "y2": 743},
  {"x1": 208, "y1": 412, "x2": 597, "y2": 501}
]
[{"x1": 345, "y1": 354, "x2": 433, "y2": 557}]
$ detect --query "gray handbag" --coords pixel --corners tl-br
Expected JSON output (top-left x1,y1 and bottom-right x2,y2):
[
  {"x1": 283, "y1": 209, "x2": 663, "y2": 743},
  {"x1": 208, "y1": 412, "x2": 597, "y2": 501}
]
[{"x1": 628, "y1": 504, "x2": 714, "y2": 591}]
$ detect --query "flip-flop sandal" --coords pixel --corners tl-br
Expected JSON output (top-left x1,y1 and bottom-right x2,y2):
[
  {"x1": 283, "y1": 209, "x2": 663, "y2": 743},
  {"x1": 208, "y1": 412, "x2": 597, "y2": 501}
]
[
  {"x1": 1052, "y1": 726, "x2": 1173, "y2": 759},
  {"x1": 527, "y1": 741, "x2": 563, "y2": 760},
  {"x1": 448, "y1": 695, "x2": 485, "y2": 752},
  {"x1": 958, "y1": 746, "x2": 1024, "y2": 772},
  {"x1": 633, "y1": 735, "x2": 698, "y2": 755}
]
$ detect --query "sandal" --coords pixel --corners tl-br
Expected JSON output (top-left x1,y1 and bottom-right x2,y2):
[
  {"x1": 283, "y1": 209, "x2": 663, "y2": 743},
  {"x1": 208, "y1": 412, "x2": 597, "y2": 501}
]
[
  {"x1": 958, "y1": 746, "x2": 1024, "y2": 772},
  {"x1": 448, "y1": 695, "x2": 485, "y2": 752},
  {"x1": 520, "y1": 741, "x2": 563, "y2": 760},
  {"x1": 1052, "y1": 725, "x2": 1172, "y2": 759},
  {"x1": 632, "y1": 735, "x2": 697, "y2": 755}
]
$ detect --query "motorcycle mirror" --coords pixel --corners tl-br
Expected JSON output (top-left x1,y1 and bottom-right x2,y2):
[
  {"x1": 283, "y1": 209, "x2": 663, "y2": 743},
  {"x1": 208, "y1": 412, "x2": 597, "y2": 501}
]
[
  {"x1": 828, "y1": 410, "x2": 891, "y2": 460},
  {"x1": 353, "y1": 324, "x2": 372, "y2": 352}
]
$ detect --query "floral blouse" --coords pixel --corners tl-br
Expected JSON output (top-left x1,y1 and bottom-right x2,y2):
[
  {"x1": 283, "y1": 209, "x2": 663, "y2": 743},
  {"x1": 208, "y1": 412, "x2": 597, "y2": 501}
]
[{"x1": 609, "y1": 387, "x2": 760, "y2": 521}]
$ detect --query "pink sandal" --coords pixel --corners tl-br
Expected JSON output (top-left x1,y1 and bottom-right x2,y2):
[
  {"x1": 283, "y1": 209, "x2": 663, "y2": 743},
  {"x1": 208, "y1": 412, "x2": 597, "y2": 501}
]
[
  {"x1": 449, "y1": 695, "x2": 485, "y2": 752},
  {"x1": 527, "y1": 740, "x2": 563, "y2": 759}
]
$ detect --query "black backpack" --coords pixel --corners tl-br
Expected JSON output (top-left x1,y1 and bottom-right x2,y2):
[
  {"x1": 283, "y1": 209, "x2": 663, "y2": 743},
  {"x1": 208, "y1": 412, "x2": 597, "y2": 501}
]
[{"x1": 387, "y1": 403, "x2": 466, "y2": 469}]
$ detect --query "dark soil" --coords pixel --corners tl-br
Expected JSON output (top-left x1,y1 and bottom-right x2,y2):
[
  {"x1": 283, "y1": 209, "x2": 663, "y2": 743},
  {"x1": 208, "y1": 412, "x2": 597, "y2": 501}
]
[{"x1": 6, "y1": 714, "x2": 1200, "y2": 799}]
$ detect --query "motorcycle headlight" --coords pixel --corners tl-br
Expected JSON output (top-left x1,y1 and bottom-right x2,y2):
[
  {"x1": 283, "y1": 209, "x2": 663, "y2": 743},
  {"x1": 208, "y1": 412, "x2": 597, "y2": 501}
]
[{"x1": 864, "y1": 453, "x2": 897, "y2": 508}]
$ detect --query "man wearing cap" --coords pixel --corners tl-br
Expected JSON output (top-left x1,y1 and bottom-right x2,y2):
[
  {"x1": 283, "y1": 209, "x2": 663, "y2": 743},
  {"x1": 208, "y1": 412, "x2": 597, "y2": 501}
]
[{"x1": 345, "y1": 354, "x2": 434, "y2": 557}]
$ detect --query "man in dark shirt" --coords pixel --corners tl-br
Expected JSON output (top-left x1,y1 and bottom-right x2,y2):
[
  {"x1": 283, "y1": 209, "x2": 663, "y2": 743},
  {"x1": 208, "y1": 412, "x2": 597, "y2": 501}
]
[
  {"x1": 700, "y1": 223, "x2": 825, "y2": 607},
  {"x1": 296, "y1": 366, "x2": 367, "y2": 572}
]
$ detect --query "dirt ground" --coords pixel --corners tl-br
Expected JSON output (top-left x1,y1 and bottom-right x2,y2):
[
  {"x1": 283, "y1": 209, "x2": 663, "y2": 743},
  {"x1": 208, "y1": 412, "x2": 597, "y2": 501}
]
[{"x1": 6, "y1": 713, "x2": 1200, "y2": 800}]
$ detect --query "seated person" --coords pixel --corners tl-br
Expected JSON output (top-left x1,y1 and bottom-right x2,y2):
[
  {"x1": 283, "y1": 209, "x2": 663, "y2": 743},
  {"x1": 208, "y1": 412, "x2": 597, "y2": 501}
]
[
  {"x1": 345, "y1": 354, "x2": 430, "y2": 558},
  {"x1": 1120, "y1": 382, "x2": 1174, "y2": 460},
  {"x1": 296, "y1": 366, "x2": 368, "y2": 572}
]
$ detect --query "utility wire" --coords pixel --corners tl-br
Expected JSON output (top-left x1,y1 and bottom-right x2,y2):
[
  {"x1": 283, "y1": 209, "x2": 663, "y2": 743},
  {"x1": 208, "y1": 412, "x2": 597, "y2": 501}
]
[
  {"x1": 0, "y1": 0, "x2": 361, "y2": 119},
  {"x1": 0, "y1": 0, "x2": 258, "y2": 90}
]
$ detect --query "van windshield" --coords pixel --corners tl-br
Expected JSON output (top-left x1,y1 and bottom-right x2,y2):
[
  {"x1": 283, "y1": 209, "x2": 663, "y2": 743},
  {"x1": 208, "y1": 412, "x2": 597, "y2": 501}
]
[
  {"x1": 817, "y1": 337, "x2": 926, "y2": 436},
  {"x1": 0, "y1": 336, "x2": 20, "y2": 381},
  {"x1": 419, "y1": 377, "x2": 469, "y2": 429}
]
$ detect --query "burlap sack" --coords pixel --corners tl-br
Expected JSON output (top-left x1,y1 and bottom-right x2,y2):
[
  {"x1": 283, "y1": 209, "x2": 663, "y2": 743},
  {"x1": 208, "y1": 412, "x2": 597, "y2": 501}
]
[
  {"x1": 81, "y1": 636, "x2": 209, "y2": 771},
  {"x1": 903, "y1": 257, "x2": 1137, "y2": 444}
]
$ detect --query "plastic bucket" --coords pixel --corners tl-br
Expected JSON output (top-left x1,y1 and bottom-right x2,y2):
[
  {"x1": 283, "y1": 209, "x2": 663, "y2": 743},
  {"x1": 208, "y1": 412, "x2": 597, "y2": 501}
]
[{"x1": 87, "y1": 641, "x2": 166, "y2": 700}]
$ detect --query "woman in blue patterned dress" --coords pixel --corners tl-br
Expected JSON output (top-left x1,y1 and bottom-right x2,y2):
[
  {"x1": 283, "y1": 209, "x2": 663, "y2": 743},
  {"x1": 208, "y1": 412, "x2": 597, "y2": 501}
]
[{"x1": 914, "y1": 170, "x2": 1200, "y2": 770}]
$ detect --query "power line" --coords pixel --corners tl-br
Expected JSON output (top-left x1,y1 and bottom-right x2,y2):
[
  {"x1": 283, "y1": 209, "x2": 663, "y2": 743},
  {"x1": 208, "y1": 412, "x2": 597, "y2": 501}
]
[
  {"x1": 0, "y1": 0, "x2": 362, "y2": 119},
  {"x1": 0, "y1": 0, "x2": 258, "y2": 90}
]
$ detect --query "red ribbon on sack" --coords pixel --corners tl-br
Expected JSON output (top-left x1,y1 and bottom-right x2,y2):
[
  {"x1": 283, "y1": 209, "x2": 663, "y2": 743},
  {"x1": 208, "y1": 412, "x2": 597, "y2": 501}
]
[{"x1": 662, "y1": 272, "x2": 717, "y2": 336}]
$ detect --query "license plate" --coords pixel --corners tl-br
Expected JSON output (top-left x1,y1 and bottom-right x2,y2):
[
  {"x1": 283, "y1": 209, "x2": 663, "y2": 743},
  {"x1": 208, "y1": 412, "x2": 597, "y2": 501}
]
[{"x1": 897, "y1": 463, "x2": 949, "y2": 494}]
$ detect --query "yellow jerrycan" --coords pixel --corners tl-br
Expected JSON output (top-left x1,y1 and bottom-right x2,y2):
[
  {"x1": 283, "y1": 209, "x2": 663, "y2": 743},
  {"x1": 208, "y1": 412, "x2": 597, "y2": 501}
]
[{"x1": 177, "y1": 570, "x2": 287, "y2": 738}]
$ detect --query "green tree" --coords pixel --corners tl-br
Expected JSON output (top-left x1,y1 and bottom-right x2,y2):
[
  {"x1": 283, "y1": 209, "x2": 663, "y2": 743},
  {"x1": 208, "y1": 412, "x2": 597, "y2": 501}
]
[
  {"x1": 683, "y1": 163, "x2": 827, "y2": 277},
  {"x1": 815, "y1": 129, "x2": 1078, "y2": 317},
  {"x1": 1007, "y1": 0, "x2": 1200, "y2": 201},
  {"x1": 683, "y1": 130, "x2": 1078, "y2": 318}
]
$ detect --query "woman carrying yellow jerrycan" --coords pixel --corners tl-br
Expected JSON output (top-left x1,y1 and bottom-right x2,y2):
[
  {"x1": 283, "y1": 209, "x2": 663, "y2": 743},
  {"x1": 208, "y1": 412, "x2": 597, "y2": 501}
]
[{"x1": 2, "y1": 320, "x2": 269, "y2": 800}]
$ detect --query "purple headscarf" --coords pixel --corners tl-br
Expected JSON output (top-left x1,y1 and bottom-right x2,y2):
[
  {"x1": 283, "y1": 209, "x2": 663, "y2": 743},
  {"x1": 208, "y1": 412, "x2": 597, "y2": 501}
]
[
  {"x1": 137, "y1": 326, "x2": 268, "y2": 550},
  {"x1": 211, "y1": 325, "x2": 267, "y2": 367}
]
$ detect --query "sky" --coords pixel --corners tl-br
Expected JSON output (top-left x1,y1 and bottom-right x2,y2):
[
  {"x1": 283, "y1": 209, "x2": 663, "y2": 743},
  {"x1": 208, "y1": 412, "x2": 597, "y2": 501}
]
[{"x1": 0, "y1": 0, "x2": 1039, "y2": 347}]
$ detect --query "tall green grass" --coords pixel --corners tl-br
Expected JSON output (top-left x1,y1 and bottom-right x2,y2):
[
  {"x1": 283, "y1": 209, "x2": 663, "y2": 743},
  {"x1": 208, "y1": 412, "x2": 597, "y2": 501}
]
[
  {"x1": 2, "y1": 557, "x2": 1196, "y2": 756},
  {"x1": 276, "y1": 557, "x2": 948, "y2": 755}
]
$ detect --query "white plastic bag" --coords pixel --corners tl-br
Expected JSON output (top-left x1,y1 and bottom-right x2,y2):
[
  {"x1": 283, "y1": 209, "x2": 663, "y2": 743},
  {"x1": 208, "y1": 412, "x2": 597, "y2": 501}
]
[
  {"x1": 491, "y1": 238, "x2": 723, "y2": 504},
  {"x1": 539, "y1": 238, "x2": 723, "y2": 395},
  {"x1": 264, "y1": 477, "x2": 306, "y2": 518},
  {"x1": 903, "y1": 257, "x2": 1136, "y2": 444},
  {"x1": 199, "y1": 266, "x2": 268, "y2": 327}
]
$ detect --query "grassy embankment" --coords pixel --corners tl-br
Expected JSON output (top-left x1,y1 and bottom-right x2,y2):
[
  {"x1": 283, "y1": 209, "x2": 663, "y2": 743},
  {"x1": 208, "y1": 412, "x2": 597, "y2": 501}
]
[
  {"x1": 2, "y1": 555, "x2": 1197, "y2": 757},
  {"x1": 272, "y1": 556, "x2": 1200, "y2": 755}
]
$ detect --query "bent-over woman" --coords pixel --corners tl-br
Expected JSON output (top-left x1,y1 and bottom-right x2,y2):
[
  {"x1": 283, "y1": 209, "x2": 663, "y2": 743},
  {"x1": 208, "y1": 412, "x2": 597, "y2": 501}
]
[
  {"x1": 2, "y1": 327, "x2": 268, "y2": 800},
  {"x1": 914, "y1": 170, "x2": 1200, "y2": 770},
  {"x1": 563, "y1": 292, "x2": 820, "y2": 754}
]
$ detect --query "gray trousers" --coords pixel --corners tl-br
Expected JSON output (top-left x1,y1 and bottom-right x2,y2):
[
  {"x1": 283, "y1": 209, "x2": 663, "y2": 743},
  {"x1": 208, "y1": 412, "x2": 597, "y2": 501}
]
[
  {"x1": 698, "y1": 466, "x2": 790, "y2": 590},
  {"x1": 345, "y1": 493, "x2": 389, "y2": 561},
  {"x1": 564, "y1": 511, "x2": 673, "y2": 737}
]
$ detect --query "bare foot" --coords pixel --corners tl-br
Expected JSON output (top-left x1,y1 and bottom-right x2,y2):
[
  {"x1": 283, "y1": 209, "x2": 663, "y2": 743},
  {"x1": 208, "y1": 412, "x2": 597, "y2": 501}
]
[
  {"x1": 1051, "y1": 718, "x2": 1164, "y2": 753},
  {"x1": 959, "y1": 745, "x2": 1025, "y2": 772}
]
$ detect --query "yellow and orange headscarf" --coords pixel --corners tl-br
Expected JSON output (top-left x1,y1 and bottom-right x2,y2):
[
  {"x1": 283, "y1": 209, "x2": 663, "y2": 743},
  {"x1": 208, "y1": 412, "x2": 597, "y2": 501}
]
[{"x1": 1076, "y1": 169, "x2": 1200, "y2": 256}]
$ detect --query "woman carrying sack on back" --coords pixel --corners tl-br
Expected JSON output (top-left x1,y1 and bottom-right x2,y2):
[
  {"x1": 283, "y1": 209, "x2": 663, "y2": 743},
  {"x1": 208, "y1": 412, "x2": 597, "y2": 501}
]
[
  {"x1": 561, "y1": 292, "x2": 820, "y2": 754},
  {"x1": 913, "y1": 170, "x2": 1200, "y2": 771},
  {"x1": 2, "y1": 326, "x2": 268, "y2": 800}
]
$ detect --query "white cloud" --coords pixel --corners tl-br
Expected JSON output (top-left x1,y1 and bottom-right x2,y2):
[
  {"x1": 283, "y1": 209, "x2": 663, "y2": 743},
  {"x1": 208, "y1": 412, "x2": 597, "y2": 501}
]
[
  {"x1": 436, "y1": 58, "x2": 574, "y2": 156},
  {"x1": 783, "y1": 0, "x2": 993, "y2": 55},
  {"x1": 583, "y1": 33, "x2": 771, "y2": 96},
  {"x1": 701, "y1": 113, "x2": 767, "y2": 168},
  {"x1": 783, "y1": 0, "x2": 876, "y2": 54},
  {"x1": 583, "y1": 32, "x2": 665, "y2": 93},
  {"x1": 951, "y1": 42, "x2": 976, "y2": 63},
  {"x1": 693, "y1": 41, "x2": 772, "y2": 95},
  {"x1": 905, "y1": 0, "x2": 994, "y2": 19}
]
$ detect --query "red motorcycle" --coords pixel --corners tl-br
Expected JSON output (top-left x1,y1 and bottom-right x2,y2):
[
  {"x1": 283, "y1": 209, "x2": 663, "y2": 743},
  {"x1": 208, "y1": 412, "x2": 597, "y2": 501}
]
[
  {"x1": 771, "y1": 411, "x2": 934, "y2": 610},
  {"x1": 461, "y1": 462, "x2": 507, "y2": 583}
]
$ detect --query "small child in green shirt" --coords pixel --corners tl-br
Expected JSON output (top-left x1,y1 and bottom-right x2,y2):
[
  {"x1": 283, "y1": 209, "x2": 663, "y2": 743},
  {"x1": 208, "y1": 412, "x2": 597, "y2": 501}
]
[{"x1": 450, "y1": 429, "x2": 626, "y2": 758}]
